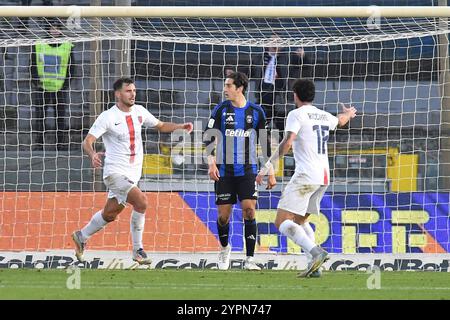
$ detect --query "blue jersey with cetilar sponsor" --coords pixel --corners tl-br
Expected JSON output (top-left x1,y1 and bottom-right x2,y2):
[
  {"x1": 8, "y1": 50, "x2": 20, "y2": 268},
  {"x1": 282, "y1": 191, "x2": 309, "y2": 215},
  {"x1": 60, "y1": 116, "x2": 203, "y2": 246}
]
[{"x1": 205, "y1": 100, "x2": 270, "y2": 177}]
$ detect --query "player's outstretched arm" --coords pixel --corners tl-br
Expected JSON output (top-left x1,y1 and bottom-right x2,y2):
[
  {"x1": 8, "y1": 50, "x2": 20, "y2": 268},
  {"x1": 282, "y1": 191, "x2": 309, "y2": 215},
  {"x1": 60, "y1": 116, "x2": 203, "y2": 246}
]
[
  {"x1": 82, "y1": 133, "x2": 103, "y2": 169},
  {"x1": 337, "y1": 103, "x2": 357, "y2": 127},
  {"x1": 156, "y1": 121, "x2": 193, "y2": 133}
]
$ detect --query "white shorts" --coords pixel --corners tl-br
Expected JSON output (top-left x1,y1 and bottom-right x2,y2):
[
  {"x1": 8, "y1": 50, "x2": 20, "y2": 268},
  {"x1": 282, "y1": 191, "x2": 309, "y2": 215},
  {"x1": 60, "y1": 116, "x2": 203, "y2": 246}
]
[
  {"x1": 277, "y1": 178, "x2": 328, "y2": 216},
  {"x1": 103, "y1": 173, "x2": 137, "y2": 205}
]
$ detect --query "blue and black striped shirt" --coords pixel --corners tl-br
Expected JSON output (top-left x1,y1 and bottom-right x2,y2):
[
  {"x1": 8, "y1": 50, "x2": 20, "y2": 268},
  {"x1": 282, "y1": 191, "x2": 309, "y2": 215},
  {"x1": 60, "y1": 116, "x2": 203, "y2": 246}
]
[{"x1": 205, "y1": 100, "x2": 271, "y2": 177}]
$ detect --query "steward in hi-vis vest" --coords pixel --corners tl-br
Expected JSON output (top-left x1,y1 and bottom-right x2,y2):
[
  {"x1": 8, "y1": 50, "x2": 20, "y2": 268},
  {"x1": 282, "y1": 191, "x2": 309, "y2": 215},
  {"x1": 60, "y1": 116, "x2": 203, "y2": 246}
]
[
  {"x1": 30, "y1": 22, "x2": 75, "y2": 151},
  {"x1": 35, "y1": 42, "x2": 73, "y2": 92}
]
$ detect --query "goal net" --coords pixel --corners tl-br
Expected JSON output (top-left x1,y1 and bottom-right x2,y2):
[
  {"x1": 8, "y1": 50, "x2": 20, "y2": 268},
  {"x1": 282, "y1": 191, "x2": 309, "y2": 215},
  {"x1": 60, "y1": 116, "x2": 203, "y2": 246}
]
[{"x1": 1, "y1": 6, "x2": 449, "y2": 270}]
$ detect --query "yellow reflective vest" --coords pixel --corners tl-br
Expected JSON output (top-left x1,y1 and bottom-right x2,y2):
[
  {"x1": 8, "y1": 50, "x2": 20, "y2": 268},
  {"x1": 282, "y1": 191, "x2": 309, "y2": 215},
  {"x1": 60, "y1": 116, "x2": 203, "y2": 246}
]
[{"x1": 35, "y1": 42, "x2": 73, "y2": 92}]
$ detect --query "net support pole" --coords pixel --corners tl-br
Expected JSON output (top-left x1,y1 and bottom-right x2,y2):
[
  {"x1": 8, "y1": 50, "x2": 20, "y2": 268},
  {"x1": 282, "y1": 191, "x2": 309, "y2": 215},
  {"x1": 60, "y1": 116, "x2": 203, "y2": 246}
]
[
  {"x1": 438, "y1": 0, "x2": 450, "y2": 191},
  {"x1": 89, "y1": 0, "x2": 104, "y2": 192},
  {"x1": 114, "y1": 0, "x2": 131, "y2": 78}
]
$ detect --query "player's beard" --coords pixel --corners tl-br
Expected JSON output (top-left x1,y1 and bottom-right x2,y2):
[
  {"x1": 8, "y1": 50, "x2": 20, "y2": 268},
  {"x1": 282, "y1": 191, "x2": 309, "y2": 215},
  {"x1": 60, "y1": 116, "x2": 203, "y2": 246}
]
[{"x1": 122, "y1": 98, "x2": 134, "y2": 108}]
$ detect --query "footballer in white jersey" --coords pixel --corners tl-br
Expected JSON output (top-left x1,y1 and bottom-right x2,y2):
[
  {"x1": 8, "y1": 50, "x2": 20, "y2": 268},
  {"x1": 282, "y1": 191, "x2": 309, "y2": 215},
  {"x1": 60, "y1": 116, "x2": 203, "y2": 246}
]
[
  {"x1": 257, "y1": 79, "x2": 356, "y2": 278},
  {"x1": 285, "y1": 104, "x2": 338, "y2": 186},
  {"x1": 88, "y1": 104, "x2": 160, "y2": 184},
  {"x1": 72, "y1": 77, "x2": 193, "y2": 265}
]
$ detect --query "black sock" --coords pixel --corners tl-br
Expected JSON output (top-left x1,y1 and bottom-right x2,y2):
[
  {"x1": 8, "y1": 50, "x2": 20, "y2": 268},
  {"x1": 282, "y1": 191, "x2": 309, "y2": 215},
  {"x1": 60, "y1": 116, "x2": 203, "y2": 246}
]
[
  {"x1": 217, "y1": 219, "x2": 229, "y2": 247},
  {"x1": 244, "y1": 219, "x2": 257, "y2": 257}
]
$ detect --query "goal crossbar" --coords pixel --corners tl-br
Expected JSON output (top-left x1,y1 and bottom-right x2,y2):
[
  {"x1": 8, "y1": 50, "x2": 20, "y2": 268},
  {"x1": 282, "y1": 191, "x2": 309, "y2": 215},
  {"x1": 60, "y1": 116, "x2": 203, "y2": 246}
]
[{"x1": 1, "y1": 6, "x2": 450, "y2": 18}]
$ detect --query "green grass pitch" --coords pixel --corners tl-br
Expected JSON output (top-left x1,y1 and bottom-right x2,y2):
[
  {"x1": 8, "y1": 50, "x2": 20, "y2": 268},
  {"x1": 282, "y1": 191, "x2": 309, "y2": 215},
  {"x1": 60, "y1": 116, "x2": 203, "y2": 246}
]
[{"x1": 0, "y1": 269, "x2": 449, "y2": 300}]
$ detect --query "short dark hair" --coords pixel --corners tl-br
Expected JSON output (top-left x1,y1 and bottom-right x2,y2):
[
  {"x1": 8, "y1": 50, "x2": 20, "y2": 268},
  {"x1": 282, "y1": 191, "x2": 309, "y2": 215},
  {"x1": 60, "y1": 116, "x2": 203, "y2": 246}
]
[
  {"x1": 113, "y1": 77, "x2": 134, "y2": 91},
  {"x1": 226, "y1": 72, "x2": 248, "y2": 95},
  {"x1": 292, "y1": 79, "x2": 315, "y2": 102}
]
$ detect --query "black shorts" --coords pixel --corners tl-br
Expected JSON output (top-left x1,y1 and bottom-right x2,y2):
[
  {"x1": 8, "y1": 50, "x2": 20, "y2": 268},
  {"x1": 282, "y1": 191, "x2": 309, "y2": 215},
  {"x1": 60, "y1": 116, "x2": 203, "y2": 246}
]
[{"x1": 214, "y1": 175, "x2": 258, "y2": 205}]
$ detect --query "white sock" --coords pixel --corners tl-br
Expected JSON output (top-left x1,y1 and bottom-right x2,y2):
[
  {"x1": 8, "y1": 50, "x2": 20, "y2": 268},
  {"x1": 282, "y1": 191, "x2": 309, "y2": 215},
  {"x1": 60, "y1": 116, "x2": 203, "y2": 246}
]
[
  {"x1": 279, "y1": 220, "x2": 316, "y2": 253},
  {"x1": 131, "y1": 210, "x2": 145, "y2": 251},
  {"x1": 302, "y1": 222, "x2": 315, "y2": 263},
  {"x1": 80, "y1": 210, "x2": 108, "y2": 242}
]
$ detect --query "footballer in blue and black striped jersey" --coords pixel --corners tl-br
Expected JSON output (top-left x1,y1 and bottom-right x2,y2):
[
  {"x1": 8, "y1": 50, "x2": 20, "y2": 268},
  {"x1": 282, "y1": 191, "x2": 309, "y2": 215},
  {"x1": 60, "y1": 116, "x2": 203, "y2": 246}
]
[
  {"x1": 204, "y1": 72, "x2": 276, "y2": 271},
  {"x1": 207, "y1": 99, "x2": 270, "y2": 179}
]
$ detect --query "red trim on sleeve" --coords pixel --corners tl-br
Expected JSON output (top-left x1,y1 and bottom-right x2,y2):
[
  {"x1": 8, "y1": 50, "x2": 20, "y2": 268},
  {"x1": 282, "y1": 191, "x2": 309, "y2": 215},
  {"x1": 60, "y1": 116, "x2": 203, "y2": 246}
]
[
  {"x1": 324, "y1": 168, "x2": 328, "y2": 185},
  {"x1": 126, "y1": 115, "x2": 136, "y2": 164}
]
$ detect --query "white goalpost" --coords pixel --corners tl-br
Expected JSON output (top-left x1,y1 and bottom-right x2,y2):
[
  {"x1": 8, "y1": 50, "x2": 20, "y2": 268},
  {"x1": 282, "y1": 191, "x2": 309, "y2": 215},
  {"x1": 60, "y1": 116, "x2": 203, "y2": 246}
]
[{"x1": 1, "y1": 5, "x2": 450, "y2": 271}]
